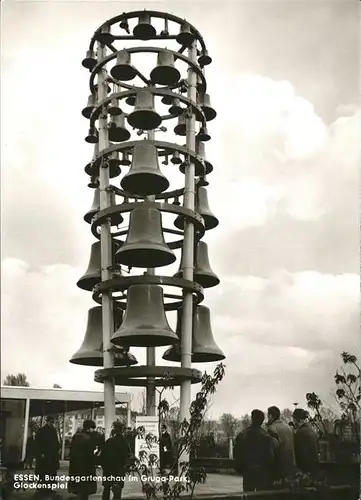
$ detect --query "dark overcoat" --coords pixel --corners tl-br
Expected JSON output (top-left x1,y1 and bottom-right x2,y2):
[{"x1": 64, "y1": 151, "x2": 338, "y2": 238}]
[
  {"x1": 294, "y1": 423, "x2": 319, "y2": 473},
  {"x1": 100, "y1": 434, "x2": 131, "y2": 485},
  {"x1": 234, "y1": 426, "x2": 278, "y2": 492},
  {"x1": 34, "y1": 425, "x2": 60, "y2": 479},
  {"x1": 159, "y1": 431, "x2": 173, "y2": 470},
  {"x1": 68, "y1": 431, "x2": 98, "y2": 495}
]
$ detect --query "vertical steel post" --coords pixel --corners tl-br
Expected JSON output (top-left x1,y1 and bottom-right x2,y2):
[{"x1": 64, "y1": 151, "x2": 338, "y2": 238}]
[
  {"x1": 21, "y1": 398, "x2": 30, "y2": 462},
  {"x1": 146, "y1": 129, "x2": 157, "y2": 417},
  {"x1": 61, "y1": 400, "x2": 67, "y2": 460},
  {"x1": 179, "y1": 41, "x2": 197, "y2": 447},
  {"x1": 97, "y1": 37, "x2": 116, "y2": 439}
]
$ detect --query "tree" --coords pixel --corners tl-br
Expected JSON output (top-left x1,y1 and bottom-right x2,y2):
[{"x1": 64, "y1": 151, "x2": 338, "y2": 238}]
[
  {"x1": 219, "y1": 413, "x2": 240, "y2": 439},
  {"x1": 53, "y1": 384, "x2": 61, "y2": 388},
  {"x1": 3, "y1": 373, "x2": 30, "y2": 386}
]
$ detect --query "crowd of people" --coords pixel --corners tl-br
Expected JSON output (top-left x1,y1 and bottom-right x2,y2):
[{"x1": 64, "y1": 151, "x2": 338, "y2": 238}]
[
  {"x1": 29, "y1": 406, "x2": 318, "y2": 498},
  {"x1": 30, "y1": 417, "x2": 174, "y2": 500},
  {"x1": 233, "y1": 406, "x2": 319, "y2": 492}
]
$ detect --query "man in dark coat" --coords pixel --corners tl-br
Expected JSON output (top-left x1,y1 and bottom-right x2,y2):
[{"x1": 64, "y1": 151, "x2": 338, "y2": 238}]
[
  {"x1": 100, "y1": 421, "x2": 131, "y2": 500},
  {"x1": 34, "y1": 416, "x2": 60, "y2": 494},
  {"x1": 159, "y1": 424, "x2": 173, "y2": 472},
  {"x1": 234, "y1": 409, "x2": 278, "y2": 492},
  {"x1": 68, "y1": 420, "x2": 99, "y2": 500},
  {"x1": 267, "y1": 406, "x2": 297, "y2": 479},
  {"x1": 293, "y1": 409, "x2": 319, "y2": 474}
]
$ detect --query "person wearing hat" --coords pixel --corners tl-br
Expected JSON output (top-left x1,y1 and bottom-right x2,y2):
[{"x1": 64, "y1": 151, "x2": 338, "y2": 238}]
[
  {"x1": 34, "y1": 416, "x2": 60, "y2": 495},
  {"x1": 100, "y1": 421, "x2": 131, "y2": 500},
  {"x1": 68, "y1": 419, "x2": 99, "y2": 500}
]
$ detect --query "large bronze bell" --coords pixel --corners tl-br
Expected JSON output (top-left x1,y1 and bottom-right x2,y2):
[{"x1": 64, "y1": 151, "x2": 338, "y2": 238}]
[
  {"x1": 82, "y1": 94, "x2": 96, "y2": 119},
  {"x1": 176, "y1": 22, "x2": 195, "y2": 47},
  {"x1": 197, "y1": 126, "x2": 211, "y2": 142},
  {"x1": 200, "y1": 93, "x2": 217, "y2": 122},
  {"x1": 70, "y1": 307, "x2": 138, "y2": 366},
  {"x1": 110, "y1": 50, "x2": 137, "y2": 81},
  {"x1": 84, "y1": 188, "x2": 100, "y2": 224},
  {"x1": 116, "y1": 205, "x2": 176, "y2": 268},
  {"x1": 133, "y1": 12, "x2": 157, "y2": 40},
  {"x1": 174, "y1": 114, "x2": 186, "y2": 136},
  {"x1": 196, "y1": 186, "x2": 219, "y2": 230},
  {"x1": 161, "y1": 95, "x2": 173, "y2": 105},
  {"x1": 179, "y1": 141, "x2": 211, "y2": 176},
  {"x1": 163, "y1": 305, "x2": 225, "y2": 363},
  {"x1": 150, "y1": 51, "x2": 181, "y2": 86},
  {"x1": 121, "y1": 141, "x2": 169, "y2": 196},
  {"x1": 82, "y1": 50, "x2": 97, "y2": 70},
  {"x1": 127, "y1": 90, "x2": 162, "y2": 130},
  {"x1": 111, "y1": 285, "x2": 178, "y2": 347},
  {"x1": 77, "y1": 240, "x2": 121, "y2": 291},
  {"x1": 83, "y1": 190, "x2": 123, "y2": 226},
  {"x1": 169, "y1": 98, "x2": 184, "y2": 117},
  {"x1": 174, "y1": 241, "x2": 220, "y2": 288},
  {"x1": 174, "y1": 186, "x2": 218, "y2": 230},
  {"x1": 108, "y1": 115, "x2": 131, "y2": 142}
]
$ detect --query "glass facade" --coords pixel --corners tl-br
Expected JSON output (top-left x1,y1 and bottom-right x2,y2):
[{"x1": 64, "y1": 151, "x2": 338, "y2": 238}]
[{"x1": 0, "y1": 398, "x2": 26, "y2": 465}]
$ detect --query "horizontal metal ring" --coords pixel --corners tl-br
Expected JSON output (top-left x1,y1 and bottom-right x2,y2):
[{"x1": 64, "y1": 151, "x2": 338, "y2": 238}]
[
  {"x1": 94, "y1": 365, "x2": 202, "y2": 386},
  {"x1": 89, "y1": 46, "x2": 206, "y2": 96},
  {"x1": 88, "y1": 86, "x2": 206, "y2": 127},
  {"x1": 90, "y1": 201, "x2": 205, "y2": 249},
  {"x1": 91, "y1": 275, "x2": 204, "y2": 311}
]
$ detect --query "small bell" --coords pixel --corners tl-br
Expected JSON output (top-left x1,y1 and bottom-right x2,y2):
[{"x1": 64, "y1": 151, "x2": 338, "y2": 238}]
[
  {"x1": 120, "y1": 151, "x2": 131, "y2": 166},
  {"x1": 121, "y1": 142, "x2": 169, "y2": 196},
  {"x1": 111, "y1": 50, "x2": 137, "y2": 81},
  {"x1": 119, "y1": 18, "x2": 130, "y2": 33},
  {"x1": 95, "y1": 25, "x2": 115, "y2": 45},
  {"x1": 198, "y1": 50, "x2": 212, "y2": 67},
  {"x1": 197, "y1": 126, "x2": 211, "y2": 142},
  {"x1": 108, "y1": 98, "x2": 122, "y2": 116},
  {"x1": 125, "y1": 95, "x2": 136, "y2": 106},
  {"x1": 87, "y1": 176, "x2": 99, "y2": 189},
  {"x1": 82, "y1": 94, "x2": 96, "y2": 119},
  {"x1": 174, "y1": 114, "x2": 186, "y2": 136},
  {"x1": 169, "y1": 98, "x2": 184, "y2": 117},
  {"x1": 161, "y1": 95, "x2": 173, "y2": 105},
  {"x1": 150, "y1": 51, "x2": 181, "y2": 86},
  {"x1": 127, "y1": 90, "x2": 162, "y2": 130},
  {"x1": 82, "y1": 50, "x2": 97, "y2": 70},
  {"x1": 160, "y1": 17, "x2": 169, "y2": 36},
  {"x1": 107, "y1": 151, "x2": 122, "y2": 173},
  {"x1": 116, "y1": 205, "x2": 175, "y2": 268},
  {"x1": 174, "y1": 186, "x2": 218, "y2": 230},
  {"x1": 171, "y1": 151, "x2": 182, "y2": 165},
  {"x1": 108, "y1": 115, "x2": 131, "y2": 142},
  {"x1": 200, "y1": 93, "x2": 217, "y2": 122},
  {"x1": 133, "y1": 12, "x2": 157, "y2": 40},
  {"x1": 196, "y1": 141, "x2": 213, "y2": 174},
  {"x1": 94, "y1": 83, "x2": 112, "y2": 94},
  {"x1": 176, "y1": 22, "x2": 195, "y2": 47},
  {"x1": 77, "y1": 240, "x2": 122, "y2": 291},
  {"x1": 85, "y1": 126, "x2": 98, "y2": 144},
  {"x1": 84, "y1": 188, "x2": 100, "y2": 223}
]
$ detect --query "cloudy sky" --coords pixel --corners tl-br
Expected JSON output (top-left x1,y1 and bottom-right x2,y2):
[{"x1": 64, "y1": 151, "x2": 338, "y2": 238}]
[{"x1": 1, "y1": 0, "x2": 359, "y2": 418}]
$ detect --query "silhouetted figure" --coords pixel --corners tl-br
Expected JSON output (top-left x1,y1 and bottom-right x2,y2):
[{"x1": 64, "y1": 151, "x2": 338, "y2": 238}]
[
  {"x1": 100, "y1": 421, "x2": 131, "y2": 500},
  {"x1": 267, "y1": 406, "x2": 296, "y2": 479},
  {"x1": 159, "y1": 424, "x2": 173, "y2": 471},
  {"x1": 293, "y1": 409, "x2": 319, "y2": 474},
  {"x1": 25, "y1": 431, "x2": 36, "y2": 469},
  {"x1": 34, "y1": 416, "x2": 60, "y2": 495},
  {"x1": 233, "y1": 410, "x2": 278, "y2": 492},
  {"x1": 68, "y1": 420, "x2": 98, "y2": 500}
]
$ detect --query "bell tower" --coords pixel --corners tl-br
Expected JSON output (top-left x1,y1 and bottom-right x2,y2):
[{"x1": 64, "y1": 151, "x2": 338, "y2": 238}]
[{"x1": 73, "y1": 10, "x2": 225, "y2": 441}]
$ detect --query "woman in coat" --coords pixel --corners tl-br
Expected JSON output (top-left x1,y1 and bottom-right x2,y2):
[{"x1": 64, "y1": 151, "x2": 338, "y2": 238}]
[{"x1": 68, "y1": 420, "x2": 99, "y2": 500}]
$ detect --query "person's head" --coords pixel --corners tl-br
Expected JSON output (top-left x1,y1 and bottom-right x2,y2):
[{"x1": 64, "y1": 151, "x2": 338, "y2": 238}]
[
  {"x1": 83, "y1": 419, "x2": 96, "y2": 432},
  {"x1": 112, "y1": 421, "x2": 125, "y2": 436},
  {"x1": 293, "y1": 408, "x2": 308, "y2": 427},
  {"x1": 251, "y1": 409, "x2": 265, "y2": 427},
  {"x1": 161, "y1": 424, "x2": 167, "y2": 434},
  {"x1": 46, "y1": 416, "x2": 55, "y2": 427},
  {"x1": 267, "y1": 406, "x2": 280, "y2": 424}
]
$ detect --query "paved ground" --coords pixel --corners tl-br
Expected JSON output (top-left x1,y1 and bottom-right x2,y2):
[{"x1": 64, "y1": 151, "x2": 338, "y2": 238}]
[{"x1": 11, "y1": 464, "x2": 243, "y2": 499}]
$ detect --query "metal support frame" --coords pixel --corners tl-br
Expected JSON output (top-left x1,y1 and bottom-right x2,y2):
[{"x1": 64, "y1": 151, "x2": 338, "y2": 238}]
[
  {"x1": 97, "y1": 39, "x2": 116, "y2": 439},
  {"x1": 61, "y1": 400, "x2": 67, "y2": 460},
  {"x1": 21, "y1": 398, "x2": 30, "y2": 462},
  {"x1": 179, "y1": 42, "x2": 197, "y2": 456}
]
